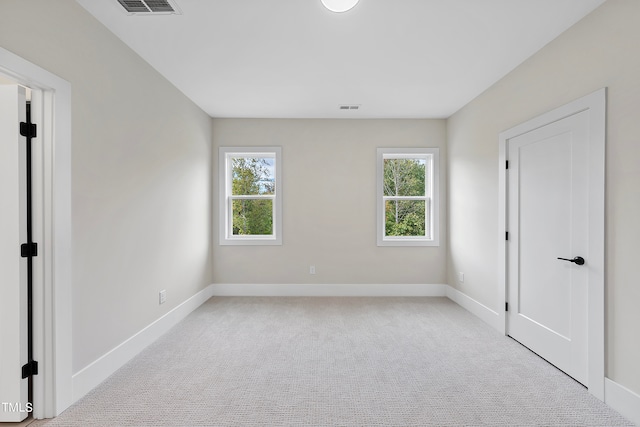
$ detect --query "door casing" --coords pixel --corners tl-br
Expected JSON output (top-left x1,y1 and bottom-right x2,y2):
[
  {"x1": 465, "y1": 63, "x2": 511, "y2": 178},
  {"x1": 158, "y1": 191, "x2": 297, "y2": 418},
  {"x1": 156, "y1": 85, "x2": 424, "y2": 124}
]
[
  {"x1": 498, "y1": 88, "x2": 606, "y2": 400},
  {"x1": 0, "y1": 47, "x2": 73, "y2": 418}
]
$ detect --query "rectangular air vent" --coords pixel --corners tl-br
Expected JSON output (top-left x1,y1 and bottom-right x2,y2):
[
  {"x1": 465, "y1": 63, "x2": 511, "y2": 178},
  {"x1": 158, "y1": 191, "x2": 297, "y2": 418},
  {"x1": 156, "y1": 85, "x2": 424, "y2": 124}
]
[
  {"x1": 339, "y1": 105, "x2": 360, "y2": 110},
  {"x1": 117, "y1": 0, "x2": 181, "y2": 15}
]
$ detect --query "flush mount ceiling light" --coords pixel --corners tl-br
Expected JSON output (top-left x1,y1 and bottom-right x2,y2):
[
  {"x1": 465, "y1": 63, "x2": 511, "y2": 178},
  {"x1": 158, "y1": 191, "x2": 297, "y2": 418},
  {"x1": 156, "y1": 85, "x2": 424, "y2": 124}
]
[{"x1": 321, "y1": 0, "x2": 360, "y2": 13}]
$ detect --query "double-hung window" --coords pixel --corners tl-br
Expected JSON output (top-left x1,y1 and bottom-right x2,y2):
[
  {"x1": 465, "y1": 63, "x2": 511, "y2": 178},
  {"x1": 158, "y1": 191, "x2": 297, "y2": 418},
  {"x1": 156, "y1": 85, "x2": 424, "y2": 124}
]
[
  {"x1": 377, "y1": 148, "x2": 439, "y2": 246},
  {"x1": 219, "y1": 147, "x2": 282, "y2": 245}
]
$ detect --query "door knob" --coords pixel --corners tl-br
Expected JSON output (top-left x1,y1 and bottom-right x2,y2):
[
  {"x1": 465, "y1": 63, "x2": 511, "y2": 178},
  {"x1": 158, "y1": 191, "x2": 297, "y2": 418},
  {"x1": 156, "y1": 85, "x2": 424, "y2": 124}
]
[{"x1": 557, "y1": 256, "x2": 585, "y2": 265}]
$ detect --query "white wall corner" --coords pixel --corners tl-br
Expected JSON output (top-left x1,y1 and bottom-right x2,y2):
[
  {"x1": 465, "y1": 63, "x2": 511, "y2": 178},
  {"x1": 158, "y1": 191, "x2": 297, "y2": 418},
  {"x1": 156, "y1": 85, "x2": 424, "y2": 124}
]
[
  {"x1": 71, "y1": 284, "x2": 215, "y2": 402},
  {"x1": 605, "y1": 378, "x2": 640, "y2": 426},
  {"x1": 210, "y1": 283, "x2": 448, "y2": 297},
  {"x1": 445, "y1": 286, "x2": 502, "y2": 332}
]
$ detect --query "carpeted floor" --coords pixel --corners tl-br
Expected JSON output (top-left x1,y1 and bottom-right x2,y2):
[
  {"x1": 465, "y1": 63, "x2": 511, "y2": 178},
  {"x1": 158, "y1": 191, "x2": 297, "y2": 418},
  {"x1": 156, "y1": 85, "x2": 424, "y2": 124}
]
[{"x1": 32, "y1": 297, "x2": 633, "y2": 426}]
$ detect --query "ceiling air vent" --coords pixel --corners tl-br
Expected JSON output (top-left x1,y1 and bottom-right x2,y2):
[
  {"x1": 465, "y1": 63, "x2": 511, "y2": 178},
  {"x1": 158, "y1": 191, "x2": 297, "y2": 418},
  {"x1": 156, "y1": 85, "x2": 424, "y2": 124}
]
[
  {"x1": 117, "y1": 0, "x2": 181, "y2": 15},
  {"x1": 339, "y1": 105, "x2": 360, "y2": 110}
]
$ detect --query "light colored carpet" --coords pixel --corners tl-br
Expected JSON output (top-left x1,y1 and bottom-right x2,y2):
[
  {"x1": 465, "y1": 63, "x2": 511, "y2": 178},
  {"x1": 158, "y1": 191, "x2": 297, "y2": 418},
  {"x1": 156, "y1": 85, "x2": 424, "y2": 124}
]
[{"x1": 32, "y1": 297, "x2": 632, "y2": 426}]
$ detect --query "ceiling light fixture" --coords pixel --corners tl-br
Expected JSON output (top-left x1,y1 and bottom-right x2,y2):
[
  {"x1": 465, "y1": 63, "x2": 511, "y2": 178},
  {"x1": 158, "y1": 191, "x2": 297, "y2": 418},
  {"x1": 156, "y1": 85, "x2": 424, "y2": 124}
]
[{"x1": 321, "y1": 0, "x2": 360, "y2": 13}]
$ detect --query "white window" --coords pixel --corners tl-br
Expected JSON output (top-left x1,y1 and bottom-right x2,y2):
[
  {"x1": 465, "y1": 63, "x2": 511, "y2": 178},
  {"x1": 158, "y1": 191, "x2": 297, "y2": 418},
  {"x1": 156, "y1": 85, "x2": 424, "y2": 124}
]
[
  {"x1": 377, "y1": 148, "x2": 439, "y2": 246},
  {"x1": 219, "y1": 147, "x2": 282, "y2": 245}
]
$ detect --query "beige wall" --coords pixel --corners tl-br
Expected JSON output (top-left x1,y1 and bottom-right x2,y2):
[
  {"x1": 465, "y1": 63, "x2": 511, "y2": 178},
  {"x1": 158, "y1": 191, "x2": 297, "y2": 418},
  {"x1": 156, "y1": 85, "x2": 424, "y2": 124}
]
[
  {"x1": 212, "y1": 119, "x2": 447, "y2": 285},
  {"x1": 447, "y1": 0, "x2": 640, "y2": 395},
  {"x1": 0, "y1": 0, "x2": 213, "y2": 373}
]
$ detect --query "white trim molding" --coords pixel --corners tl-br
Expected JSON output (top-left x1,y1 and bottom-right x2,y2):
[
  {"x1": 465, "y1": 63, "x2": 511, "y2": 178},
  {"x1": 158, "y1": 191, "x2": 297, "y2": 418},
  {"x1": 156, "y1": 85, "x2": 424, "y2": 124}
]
[
  {"x1": 376, "y1": 148, "x2": 440, "y2": 247},
  {"x1": 211, "y1": 284, "x2": 503, "y2": 330},
  {"x1": 211, "y1": 283, "x2": 448, "y2": 297},
  {"x1": 72, "y1": 285, "x2": 216, "y2": 402},
  {"x1": 0, "y1": 47, "x2": 73, "y2": 418},
  {"x1": 71, "y1": 283, "x2": 447, "y2": 406},
  {"x1": 63, "y1": 281, "x2": 638, "y2": 427},
  {"x1": 605, "y1": 378, "x2": 640, "y2": 426},
  {"x1": 218, "y1": 146, "x2": 283, "y2": 246},
  {"x1": 446, "y1": 287, "x2": 502, "y2": 332}
]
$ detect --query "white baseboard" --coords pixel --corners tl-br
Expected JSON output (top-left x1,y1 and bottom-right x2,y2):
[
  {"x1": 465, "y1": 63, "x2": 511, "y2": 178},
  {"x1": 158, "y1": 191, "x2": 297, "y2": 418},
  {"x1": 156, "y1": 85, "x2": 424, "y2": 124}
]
[
  {"x1": 68, "y1": 283, "x2": 638, "y2": 426},
  {"x1": 444, "y1": 288, "x2": 640, "y2": 424},
  {"x1": 605, "y1": 378, "x2": 640, "y2": 426},
  {"x1": 211, "y1": 283, "x2": 505, "y2": 333},
  {"x1": 210, "y1": 284, "x2": 504, "y2": 330},
  {"x1": 445, "y1": 286, "x2": 502, "y2": 332},
  {"x1": 210, "y1": 283, "x2": 448, "y2": 297},
  {"x1": 69, "y1": 283, "x2": 462, "y2": 405},
  {"x1": 210, "y1": 286, "x2": 503, "y2": 336},
  {"x1": 71, "y1": 284, "x2": 215, "y2": 402}
]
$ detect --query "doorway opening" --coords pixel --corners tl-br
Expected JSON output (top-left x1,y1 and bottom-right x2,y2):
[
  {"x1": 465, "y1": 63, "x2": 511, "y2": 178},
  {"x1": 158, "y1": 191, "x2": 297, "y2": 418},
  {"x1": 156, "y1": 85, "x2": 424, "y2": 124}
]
[{"x1": 0, "y1": 47, "x2": 73, "y2": 420}]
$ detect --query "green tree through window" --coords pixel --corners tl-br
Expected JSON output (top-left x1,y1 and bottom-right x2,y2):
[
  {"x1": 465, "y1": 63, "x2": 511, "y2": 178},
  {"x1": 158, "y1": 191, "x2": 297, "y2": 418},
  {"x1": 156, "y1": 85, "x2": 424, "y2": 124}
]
[
  {"x1": 383, "y1": 158, "x2": 426, "y2": 237},
  {"x1": 377, "y1": 148, "x2": 438, "y2": 247},
  {"x1": 219, "y1": 147, "x2": 282, "y2": 246},
  {"x1": 231, "y1": 157, "x2": 275, "y2": 236}
]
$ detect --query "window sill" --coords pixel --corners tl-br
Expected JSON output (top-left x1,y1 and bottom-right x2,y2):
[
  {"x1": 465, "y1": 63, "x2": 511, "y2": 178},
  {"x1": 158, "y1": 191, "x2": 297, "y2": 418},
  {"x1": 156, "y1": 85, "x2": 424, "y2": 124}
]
[
  {"x1": 220, "y1": 237, "x2": 282, "y2": 246},
  {"x1": 377, "y1": 237, "x2": 439, "y2": 247}
]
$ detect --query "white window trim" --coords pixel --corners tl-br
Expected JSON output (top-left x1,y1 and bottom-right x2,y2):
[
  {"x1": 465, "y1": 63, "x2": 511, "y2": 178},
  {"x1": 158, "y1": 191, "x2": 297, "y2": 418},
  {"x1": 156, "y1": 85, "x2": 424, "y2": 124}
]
[
  {"x1": 377, "y1": 147, "x2": 440, "y2": 247},
  {"x1": 219, "y1": 147, "x2": 282, "y2": 245}
]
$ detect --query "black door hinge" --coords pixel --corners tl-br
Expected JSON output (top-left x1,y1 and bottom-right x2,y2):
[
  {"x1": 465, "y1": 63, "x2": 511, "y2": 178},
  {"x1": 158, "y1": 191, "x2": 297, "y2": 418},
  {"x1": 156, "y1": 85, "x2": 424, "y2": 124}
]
[
  {"x1": 505, "y1": 231, "x2": 509, "y2": 241},
  {"x1": 22, "y1": 360, "x2": 38, "y2": 379},
  {"x1": 20, "y1": 121, "x2": 37, "y2": 139},
  {"x1": 21, "y1": 242, "x2": 38, "y2": 258},
  {"x1": 506, "y1": 160, "x2": 509, "y2": 169},
  {"x1": 505, "y1": 302, "x2": 509, "y2": 312}
]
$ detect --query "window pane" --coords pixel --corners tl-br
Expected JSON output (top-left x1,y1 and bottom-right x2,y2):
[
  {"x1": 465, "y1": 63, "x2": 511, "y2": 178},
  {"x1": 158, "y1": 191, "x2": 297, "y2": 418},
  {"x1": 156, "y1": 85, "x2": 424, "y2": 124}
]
[
  {"x1": 383, "y1": 158, "x2": 426, "y2": 197},
  {"x1": 385, "y1": 200, "x2": 426, "y2": 237},
  {"x1": 232, "y1": 199, "x2": 273, "y2": 235},
  {"x1": 231, "y1": 157, "x2": 275, "y2": 196}
]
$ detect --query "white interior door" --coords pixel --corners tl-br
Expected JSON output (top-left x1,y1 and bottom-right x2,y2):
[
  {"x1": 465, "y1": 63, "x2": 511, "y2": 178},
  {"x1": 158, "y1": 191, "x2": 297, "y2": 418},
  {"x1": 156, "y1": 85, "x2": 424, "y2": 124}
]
[
  {"x1": 0, "y1": 84, "x2": 30, "y2": 422},
  {"x1": 507, "y1": 110, "x2": 590, "y2": 385}
]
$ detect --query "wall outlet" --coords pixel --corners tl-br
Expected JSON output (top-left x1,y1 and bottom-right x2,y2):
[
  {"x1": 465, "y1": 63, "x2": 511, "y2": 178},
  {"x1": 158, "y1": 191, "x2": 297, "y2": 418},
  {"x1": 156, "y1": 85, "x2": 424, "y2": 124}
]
[
  {"x1": 309, "y1": 265, "x2": 316, "y2": 275},
  {"x1": 159, "y1": 290, "x2": 166, "y2": 304},
  {"x1": 458, "y1": 272, "x2": 464, "y2": 283}
]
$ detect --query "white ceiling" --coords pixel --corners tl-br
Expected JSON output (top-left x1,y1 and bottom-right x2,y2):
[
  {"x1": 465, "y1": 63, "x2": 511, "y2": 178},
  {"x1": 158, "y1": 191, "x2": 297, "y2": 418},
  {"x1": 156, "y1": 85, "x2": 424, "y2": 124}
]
[{"x1": 75, "y1": 0, "x2": 606, "y2": 119}]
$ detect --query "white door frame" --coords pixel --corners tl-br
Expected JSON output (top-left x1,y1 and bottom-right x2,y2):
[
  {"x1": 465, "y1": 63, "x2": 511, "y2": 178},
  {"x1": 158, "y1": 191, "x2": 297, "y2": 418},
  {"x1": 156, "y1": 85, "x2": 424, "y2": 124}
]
[
  {"x1": 498, "y1": 88, "x2": 606, "y2": 400},
  {"x1": 0, "y1": 47, "x2": 72, "y2": 418}
]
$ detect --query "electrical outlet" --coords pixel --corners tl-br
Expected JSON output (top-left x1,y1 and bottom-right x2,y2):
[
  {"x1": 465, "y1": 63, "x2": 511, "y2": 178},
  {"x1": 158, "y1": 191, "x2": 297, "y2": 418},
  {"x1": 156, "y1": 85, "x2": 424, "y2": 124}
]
[
  {"x1": 458, "y1": 272, "x2": 464, "y2": 283},
  {"x1": 159, "y1": 290, "x2": 166, "y2": 304},
  {"x1": 309, "y1": 265, "x2": 316, "y2": 275}
]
